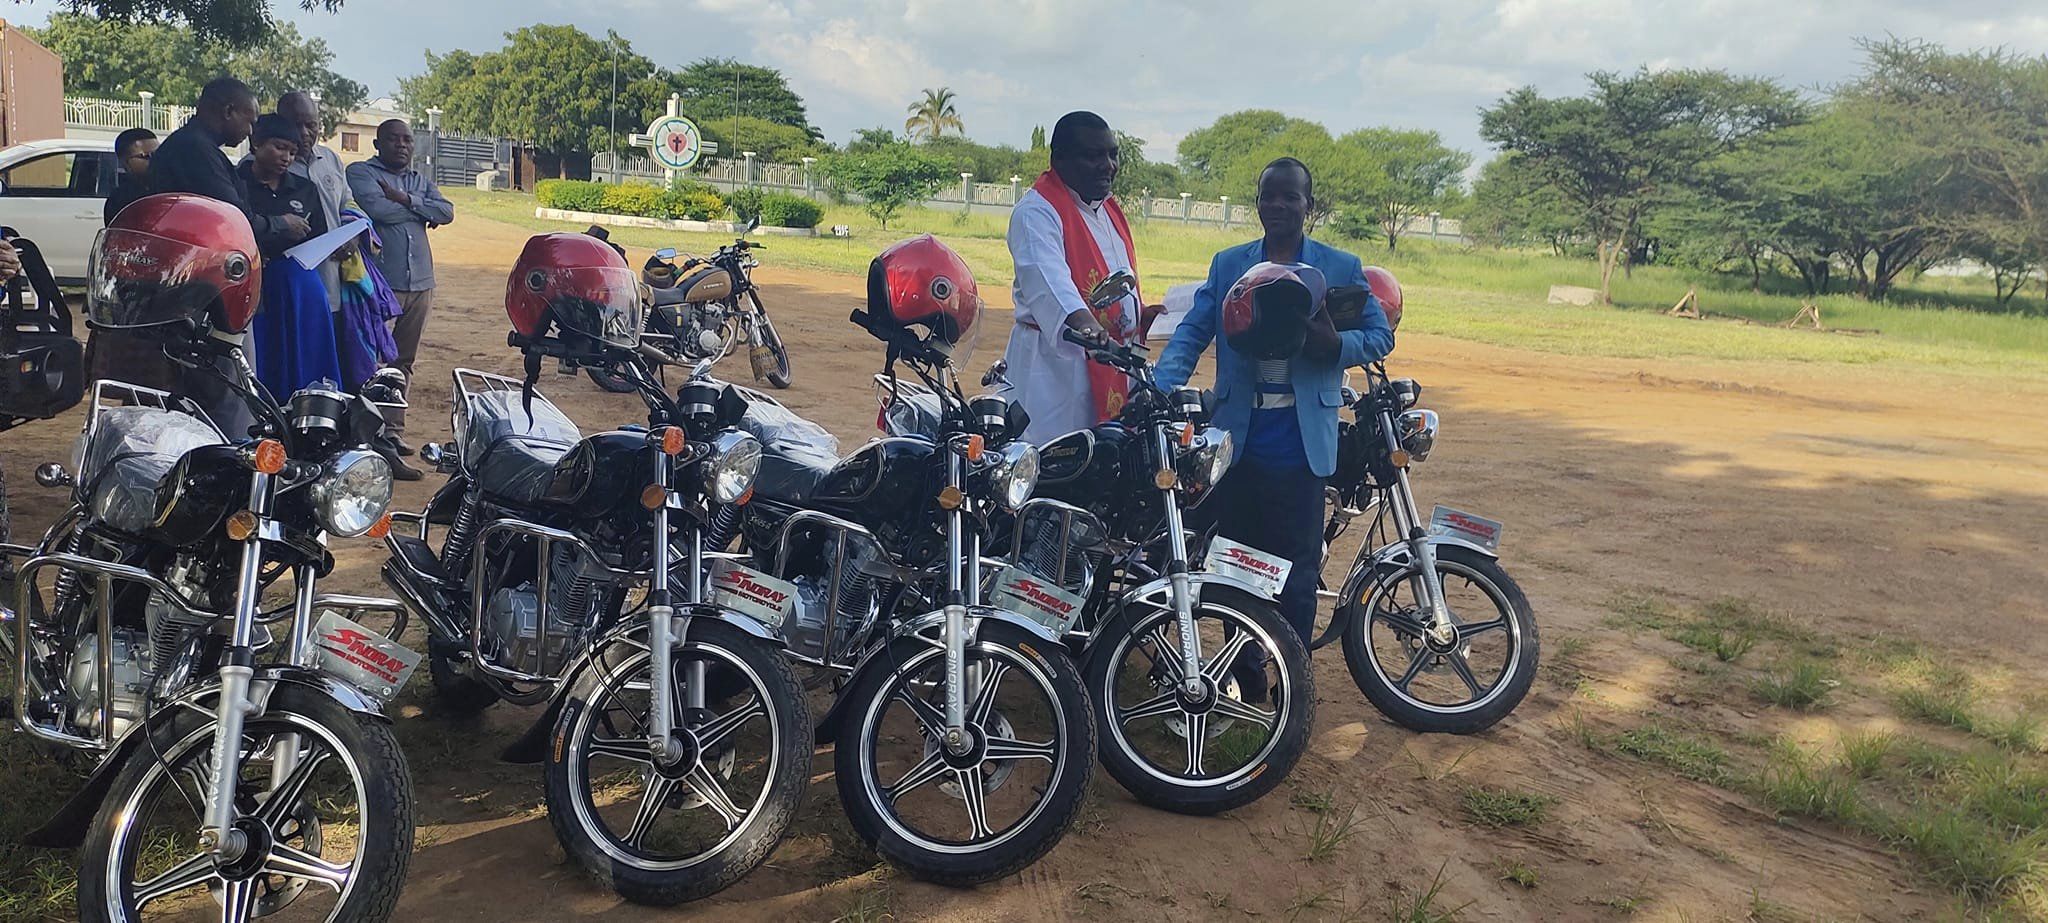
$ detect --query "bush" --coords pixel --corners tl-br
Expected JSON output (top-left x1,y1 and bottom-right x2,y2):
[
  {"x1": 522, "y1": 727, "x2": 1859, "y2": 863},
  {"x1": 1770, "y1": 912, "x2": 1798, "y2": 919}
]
[
  {"x1": 536, "y1": 178, "x2": 605, "y2": 212},
  {"x1": 820, "y1": 145, "x2": 948, "y2": 228},
  {"x1": 1332, "y1": 210, "x2": 1381, "y2": 243},
  {"x1": 598, "y1": 182, "x2": 661, "y2": 217},
  {"x1": 758, "y1": 192, "x2": 823, "y2": 229},
  {"x1": 728, "y1": 187, "x2": 766, "y2": 222}
]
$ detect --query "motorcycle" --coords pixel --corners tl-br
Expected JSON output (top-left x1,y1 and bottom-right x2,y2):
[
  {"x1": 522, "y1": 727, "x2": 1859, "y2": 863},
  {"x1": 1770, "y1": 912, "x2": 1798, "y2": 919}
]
[
  {"x1": 380, "y1": 333, "x2": 810, "y2": 905},
  {"x1": 587, "y1": 233, "x2": 793, "y2": 392},
  {"x1": 1314, "y1": 363, "x2": 1539, "y2": 733},
  {"x1": 0, "y1": 231, "x2": 87, "y2": 557},
  {"x1": 714, "y1": 304, "x2": 1096, "y2": 885},
  {"x1": 2, "y1": 343, "x2": 416, "y2": 920}
]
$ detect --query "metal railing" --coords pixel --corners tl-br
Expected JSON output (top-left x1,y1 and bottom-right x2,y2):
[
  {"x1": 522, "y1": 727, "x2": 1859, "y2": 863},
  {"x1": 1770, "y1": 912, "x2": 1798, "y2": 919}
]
[{"x1": 63, "y1": 94, "x2": 195, "y2": 133}]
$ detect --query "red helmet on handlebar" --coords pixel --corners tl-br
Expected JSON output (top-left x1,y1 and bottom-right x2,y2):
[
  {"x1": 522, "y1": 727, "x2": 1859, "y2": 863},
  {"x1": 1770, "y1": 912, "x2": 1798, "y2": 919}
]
[
  {"x1": 87, "y1": 193, "x2": 261, "y2": 334},
  {"x1": 1363, "y1": 265, "x2": 1402, "y2": 331},
  {"x1": 505, "y1": 232, "x2": 642, "y2": 356},
  {"x1": 866, "y1": 234, "x2": 981, "y2": 364}
]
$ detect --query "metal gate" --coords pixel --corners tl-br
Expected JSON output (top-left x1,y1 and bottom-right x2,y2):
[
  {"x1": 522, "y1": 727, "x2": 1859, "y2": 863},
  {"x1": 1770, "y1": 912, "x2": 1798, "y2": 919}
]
[{"x1": 426, "y1": 132, "x2": 509, "y2": 187}]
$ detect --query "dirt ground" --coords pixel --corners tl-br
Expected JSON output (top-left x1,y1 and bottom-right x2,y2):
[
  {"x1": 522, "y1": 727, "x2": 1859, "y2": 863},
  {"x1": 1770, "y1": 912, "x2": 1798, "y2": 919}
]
[{"x1": 6, "y1": 212, "x2": 2046, "y2": 922}]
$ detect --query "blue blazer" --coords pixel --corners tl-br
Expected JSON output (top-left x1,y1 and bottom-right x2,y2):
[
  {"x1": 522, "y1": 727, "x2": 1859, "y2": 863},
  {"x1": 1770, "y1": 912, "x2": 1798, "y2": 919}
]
[{"x1": 1157, "y1": 237, "x2": 1395, "y2": 478}]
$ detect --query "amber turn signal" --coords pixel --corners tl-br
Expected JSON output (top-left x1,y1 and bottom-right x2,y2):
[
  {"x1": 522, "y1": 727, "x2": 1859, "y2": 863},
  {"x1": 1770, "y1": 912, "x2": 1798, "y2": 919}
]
[
  {"x1": 1389, "y1": 449, "x2": 1411, "y2": 468},
  {"x1": 224, "y1": 510, "x2": 259, "y2": 541},
  {"x1": 964, "y1": 434, "x2": 985, "y2": 462},
  {"x1": 733, "y1": 487, "x2": 754, "y2": 506},
  {"x1": 250, "y1": 439, "x2": 287, "y2": 475},
  {"x1": 937, "y1": 485, "x2": 965, "y2": 510},
  {"x1": 655, "y1": 426, "x2": 685, "y2": 456},
  {"x1": 640, "y1": 484, "x2": 667, "y2": 510},
  {"x1": 1178, "y1": 425, "x2": 1195, "y2": 448},
  {"x1": 366, "y1": 513, "x2": 393, "y2": 540},
  {"x1": 1153, "y1": 469, "x2": 1178, "y2": 490}
]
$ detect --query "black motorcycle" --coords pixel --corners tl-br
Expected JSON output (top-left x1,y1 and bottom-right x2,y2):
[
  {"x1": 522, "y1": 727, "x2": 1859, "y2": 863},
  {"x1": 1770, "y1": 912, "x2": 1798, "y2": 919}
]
[
  {"x1": 1316, "y1": 364, "x2": 1538, "y2": 733},
  {"x1": 3, "y1": 333, "x2": 416, "y2": 920},
  {"x1": 713, "y1": 307, "x2": 1096, "y2": 886},
  {"x1": 588, "y1": 232, "x2": 793, "y2": 392},
  {"x1": 381, "y1": 337, "x2": 809, "y2": 905},
  {"x1": 0, "y1": 231, "x2": 86, "y2": 552}
]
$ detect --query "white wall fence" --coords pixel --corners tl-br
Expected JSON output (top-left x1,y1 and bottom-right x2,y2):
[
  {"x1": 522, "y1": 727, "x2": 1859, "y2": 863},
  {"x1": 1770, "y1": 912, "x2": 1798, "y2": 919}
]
[
  {"x1": 592, "y1": 150, "x2": 1469, "y2": 241},
  {"x1": 64, "y1": 93, "x2": 196, "y2": 134}
]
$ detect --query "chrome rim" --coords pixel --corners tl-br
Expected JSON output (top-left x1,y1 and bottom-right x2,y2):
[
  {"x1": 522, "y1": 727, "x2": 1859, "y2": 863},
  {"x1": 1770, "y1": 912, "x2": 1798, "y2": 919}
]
[
  {"x1": 105, "y1": 713, "x2": 369, "y2": 921},
  {"x1": 1101, "y1": 602, "x2": 1292, "y2": 787},
  {"x1": 563, "y1": 639, "x2": 781, "y2": 871},
  {"x1": 857, "y1": 641, "x2": 1069, "y2": 854},
  {"x1": 1363, "y1": 559, "x2": 1522, "y2": 714}
]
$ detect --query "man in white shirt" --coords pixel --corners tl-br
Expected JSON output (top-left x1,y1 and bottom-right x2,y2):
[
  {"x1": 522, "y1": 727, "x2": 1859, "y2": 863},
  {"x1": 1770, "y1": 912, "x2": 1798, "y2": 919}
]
[{"x1": 1001, "y1": 111, "x2": 1148, "y2": 443}]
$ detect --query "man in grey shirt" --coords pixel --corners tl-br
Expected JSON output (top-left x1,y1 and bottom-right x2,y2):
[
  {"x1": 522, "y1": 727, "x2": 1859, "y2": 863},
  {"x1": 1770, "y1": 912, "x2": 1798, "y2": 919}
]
[
  {"x1": 347, "y1": 118, "x2": 453, "y2": 461},
  {"x1": 275, "y1": 92, "x2": 358, "y2": 311}
]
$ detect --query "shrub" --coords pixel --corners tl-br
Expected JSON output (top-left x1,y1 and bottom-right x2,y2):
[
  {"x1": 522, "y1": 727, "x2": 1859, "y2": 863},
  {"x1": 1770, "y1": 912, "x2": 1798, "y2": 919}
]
[
  {"x1": 598, "y1": 182, "x2": 661, "y2": 217},
  {"x1": 728, "y1": 186, "x2": 766, "y2": 222},
  {"x1": 653, "y1": 183, "x2": 727, "y2": 221},
  {"x1": 536, "y1": 178, "x2": 605, "y2": 212},
  {"x1": 758, "y1": 192, "x2": 823, "y2": 228}
]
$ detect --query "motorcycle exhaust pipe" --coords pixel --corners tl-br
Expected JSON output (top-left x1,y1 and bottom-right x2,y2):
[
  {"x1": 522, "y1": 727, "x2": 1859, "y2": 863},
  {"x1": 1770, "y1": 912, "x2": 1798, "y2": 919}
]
[{"x1": 638, "y1": 343, "x2": 683, "y2": 367}]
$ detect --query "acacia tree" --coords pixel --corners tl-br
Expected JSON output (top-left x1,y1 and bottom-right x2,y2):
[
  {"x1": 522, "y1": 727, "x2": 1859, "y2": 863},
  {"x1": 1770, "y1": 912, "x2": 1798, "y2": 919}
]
[
  {"x1": 31, "y1": 14, "x2": 365, "y2": 132},
  {"x1": 1480, "y1": 68, "x2": 1807, "y2": 302},
  {"x1": 819, "y1": 144, "x2": 947, "y2": 228},
  {"x1": 1338, "y1": 128, "x2": 1471, "y2": 251},
  {"x1": 41, "y1": 0, "x2": 342, "y2": 47},
  {"x1": 1466, "y1": 154, "x2": 1584, "y2": 254},
  {"x1": 904, "y1": 87, "x2": 964, "y2": 140}
]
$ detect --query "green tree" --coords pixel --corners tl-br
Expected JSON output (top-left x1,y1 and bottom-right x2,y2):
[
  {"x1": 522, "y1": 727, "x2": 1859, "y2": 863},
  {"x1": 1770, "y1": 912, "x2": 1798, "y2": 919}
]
[
  {"x1": 904, "y1": 87, "x2": 965, "y2": 140},
  {"x1": 820, "y1": 144, "x2": 948, "y2": 228},
  {"x1": 848, "y1": 127, "x2": 899, "y2": 152},
  {"x1": 1479, "y1": 68, "x2": 1807, "y2": 302},
  {"x1": 44, "y1": 0, "x2": 343, "y2": 48},
  {"x1": 696, "y1": 115, "x2": 824, "y2": 164},
  {"x1": 1029, "y1": 125, "x2": 1047, "y2": 151},
  {"x1": 669, "y1": 57, "x2": 816, "y2": 136},
  {"x1": 1337, "y1": 128, "x2": 1471, "y2": 251},
  {"x1": 917, "y1": 136, "x2": 1044, "y2": 184},
  {"x1": 1111, "y1": 131, "x2": 1179, "y2": 202},
  {"x1": 30, "y1": 14, "x2": 366, "y2": 131},
  {"x1": 400, "y1": 26, "x2": 669, "y2": 177},
  {"x1": 1177, "y1": 109, "x2": 1324, "y2": 190},
  {"x1": 1465, "y1": 154, "x2": 1584, "y2": 254}
]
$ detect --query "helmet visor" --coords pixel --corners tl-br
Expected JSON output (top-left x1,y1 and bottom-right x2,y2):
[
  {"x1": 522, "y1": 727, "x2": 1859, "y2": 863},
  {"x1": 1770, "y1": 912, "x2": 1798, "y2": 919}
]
[
  {"x1": 528, "y1": 265, "x2": 642, "y2": 350},
  {"x1": 934, "y1": 289, "x2": 983, "y2": 369},
  {"x1": 86, "y1": 227, "x2": 252, "y2": 330}
]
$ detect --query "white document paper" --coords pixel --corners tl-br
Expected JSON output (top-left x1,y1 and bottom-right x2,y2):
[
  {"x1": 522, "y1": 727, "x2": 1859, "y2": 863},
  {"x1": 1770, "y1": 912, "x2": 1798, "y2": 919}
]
[{"x1": 287, "y1": 217, "x2": 370, "y2": 270}]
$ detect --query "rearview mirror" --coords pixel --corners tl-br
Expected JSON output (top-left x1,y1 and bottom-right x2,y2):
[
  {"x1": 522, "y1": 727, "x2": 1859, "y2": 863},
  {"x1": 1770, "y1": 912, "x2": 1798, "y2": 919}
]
[
  {"x1": 981, "y1": 360, "x2": 1010, "y2": 388},
  {"x1": 1086, "y1": 270, "x2": 1136, "y2": 310},
  {"x1": 655, "y1": 247, "x2": 677, "y2": 261}
]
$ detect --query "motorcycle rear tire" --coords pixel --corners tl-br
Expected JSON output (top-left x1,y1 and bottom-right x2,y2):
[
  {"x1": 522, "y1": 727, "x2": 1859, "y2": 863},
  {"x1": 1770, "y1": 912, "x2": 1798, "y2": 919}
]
[
  {"x1": 586, "y1": 364, "x2": 638, "y2": 394},
  {"x1": 747, "y1": 294, "x2": 792, "y2": 390}
]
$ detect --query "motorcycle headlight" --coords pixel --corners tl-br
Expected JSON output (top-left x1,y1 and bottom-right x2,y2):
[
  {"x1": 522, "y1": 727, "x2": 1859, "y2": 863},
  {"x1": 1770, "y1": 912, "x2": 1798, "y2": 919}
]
[
  {"x1": 987, "y1": 441, "x2": 1039, "y2": 511},
  {"x1": 310, "y1": 450, "x2": 394, "y2": 537},
  {"x1": 1398, "y1": 410, "x2": 1439, "y2": 462},
  {"x1": 703, "y1": 430, "x2": 762, "y2": 504},
  {"x1": 1180, "y1": 427, "x2": 1232, "y2": 493}
]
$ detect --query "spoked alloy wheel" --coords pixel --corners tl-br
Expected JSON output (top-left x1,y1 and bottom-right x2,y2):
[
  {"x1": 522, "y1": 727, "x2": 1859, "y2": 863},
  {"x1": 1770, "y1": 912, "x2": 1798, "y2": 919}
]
[
  {"x1": 1341, "y1": 545, "x2": 1539, "y2": 734},
  {"x1": 79, "y1": 686, "x2": 413, "y2": 922},
  {"x1": 1087, "y1": 586, "x2": 1313, "y2": 815},
  {"x1": 837, "y1": 620, "x2": 1094, "y2": 886},
  {"x1": 546, "y1": 619, "x2": 810, "y2": 906}
]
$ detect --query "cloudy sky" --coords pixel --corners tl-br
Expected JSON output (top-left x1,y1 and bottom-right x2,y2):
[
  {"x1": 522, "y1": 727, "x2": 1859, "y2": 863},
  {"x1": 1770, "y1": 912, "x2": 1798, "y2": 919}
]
[{"x1": 11, "y1": 0, "x2": 2047, "y2": 162}]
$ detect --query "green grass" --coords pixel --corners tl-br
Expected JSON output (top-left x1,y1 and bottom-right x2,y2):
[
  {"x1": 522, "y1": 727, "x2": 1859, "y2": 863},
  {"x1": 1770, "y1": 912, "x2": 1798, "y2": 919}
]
[
  {"x1": 1672, "y1": 624, "x2": 1755, "y2": 663},
  {"x1": 1837, "y1": 731, "x2": 1897, "y2": 779},
  {"x1": 1460, "y1": 786, "x2": 1558, "y2": 828},
  {"x1": 1499, "y1": 860, "x2": 1540, "y2": 889},
  {"x1": 1613, "y1": 724, "x2": 1732, "y2": 785},
  {"x1": 1752, "y1": 661, "x2": 1839, "y2": 711},
  {"x1": 446, "y1": 187, "x2": 2048, "y2": 375}
]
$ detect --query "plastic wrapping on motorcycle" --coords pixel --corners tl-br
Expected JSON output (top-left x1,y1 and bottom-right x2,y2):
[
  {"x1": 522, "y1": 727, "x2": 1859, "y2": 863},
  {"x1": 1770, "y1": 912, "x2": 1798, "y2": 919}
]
[
  {"x1": 459, "y1": 389, "x2": 580, "y2": 461},
  {"x1": 881, "y1": 390, "x2": 945, "y2": 441},
  {"x1": 70, "y1": 406, "x2": 225, "y2": 533},
  {"x1": 735, "y1": 395, "x2": 840, "y2": 501}
]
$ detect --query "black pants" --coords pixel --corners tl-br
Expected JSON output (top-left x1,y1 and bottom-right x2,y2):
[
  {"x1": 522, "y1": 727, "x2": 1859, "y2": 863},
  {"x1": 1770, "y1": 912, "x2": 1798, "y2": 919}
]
[{"x1": 1186, "y1": 458, "x2": 1327, "y2": 643}]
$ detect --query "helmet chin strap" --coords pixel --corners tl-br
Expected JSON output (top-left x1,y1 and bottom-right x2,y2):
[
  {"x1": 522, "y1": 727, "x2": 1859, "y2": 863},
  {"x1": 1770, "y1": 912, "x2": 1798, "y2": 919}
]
[{"x1": 521, "y1": 350, "x2": 542, "y2": 416}]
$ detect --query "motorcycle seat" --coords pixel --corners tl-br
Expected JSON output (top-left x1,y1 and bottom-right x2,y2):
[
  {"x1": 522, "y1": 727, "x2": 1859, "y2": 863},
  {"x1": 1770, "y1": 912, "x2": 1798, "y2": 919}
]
[
  {"x1": 475, "y1": 436, "x2": 576, "y2": 507},
  {"x1": 651, "y1": 286, "x2": 693, "y2": 307}
]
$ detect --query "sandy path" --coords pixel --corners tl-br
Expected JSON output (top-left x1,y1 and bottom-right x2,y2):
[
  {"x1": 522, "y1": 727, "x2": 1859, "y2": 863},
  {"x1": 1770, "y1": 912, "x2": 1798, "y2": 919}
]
[{"x1": 7, "y1": 210, "x2": 2043, "y2": 921}]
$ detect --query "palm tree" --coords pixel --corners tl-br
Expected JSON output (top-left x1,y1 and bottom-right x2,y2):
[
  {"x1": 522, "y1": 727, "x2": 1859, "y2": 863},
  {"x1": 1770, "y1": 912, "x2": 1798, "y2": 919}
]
[{"x1": 904, "y1": 87, "x2": 964, "y2": 140}]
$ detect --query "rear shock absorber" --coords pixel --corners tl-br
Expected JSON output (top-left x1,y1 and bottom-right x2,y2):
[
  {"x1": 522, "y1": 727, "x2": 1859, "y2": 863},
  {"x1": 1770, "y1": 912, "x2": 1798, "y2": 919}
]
[
  {"x1": 440, "y1": 494, "x2": 484, "y2": 577},
  {"x1": 48, "y1": 528, "x2": 88, "y2": 614}
]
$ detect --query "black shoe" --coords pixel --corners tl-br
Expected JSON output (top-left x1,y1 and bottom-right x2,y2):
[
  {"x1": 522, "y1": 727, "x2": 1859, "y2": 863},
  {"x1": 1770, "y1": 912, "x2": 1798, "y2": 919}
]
[
  {"x1": 1231, "y1": 650, "x2": 1273, "y2": 706},
  {"x1": 389, "y1": 455, "x2": 424, "y2": 482},
  {"x1": 396, "y1": 440, "x2": 417, "y2": 457}
]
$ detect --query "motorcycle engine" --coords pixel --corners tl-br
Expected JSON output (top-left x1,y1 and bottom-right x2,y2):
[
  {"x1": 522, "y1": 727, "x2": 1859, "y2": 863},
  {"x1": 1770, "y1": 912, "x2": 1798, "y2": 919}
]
[
  {"x1": 681, "y1": 305, "x2": 726, "y2": 358},
  {"x1": 786, "y1": 538, "x2": 888, "y2": 663},
  {"x1": 483, "y1": 545, "x2": 609, "y2": 676},
  {"x1": 67, "y1": 631, "x2": 148, "y2": 737}
]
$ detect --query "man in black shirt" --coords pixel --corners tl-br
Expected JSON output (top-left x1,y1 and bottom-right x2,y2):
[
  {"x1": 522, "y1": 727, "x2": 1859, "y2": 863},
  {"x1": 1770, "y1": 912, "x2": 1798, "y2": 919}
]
[
  {"x1": 102, "y1": 127, "x2": 157, "y2": 225},
  {"x1": 152, "y1": 77, "x2": 308, "y2": 245}
]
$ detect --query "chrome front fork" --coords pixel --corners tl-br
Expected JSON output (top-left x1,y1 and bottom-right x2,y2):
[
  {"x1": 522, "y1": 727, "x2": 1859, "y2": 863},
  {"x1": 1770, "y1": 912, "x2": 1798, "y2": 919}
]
[
  {"x1": 202, "y1": 471, "x2": 273, "y2": 858},
  {"x1": 942, "y1": 449, "x2": 971, "y2": 751},
  {"x1": 1382, "y1": 414, "x2": 1455, "y2": 645},
  {"x1": 647, "y1": 452, "x2": 703, "y2": 764},
  {"x1": 1155, "y1": 426, "x2": 1205, "y2": 695}
]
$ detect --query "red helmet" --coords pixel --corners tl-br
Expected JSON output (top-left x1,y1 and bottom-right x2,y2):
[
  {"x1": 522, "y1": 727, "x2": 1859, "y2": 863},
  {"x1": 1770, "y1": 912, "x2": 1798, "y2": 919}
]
[
  {"x1": 87, "y1": 194, "x2": 261, "y2": 334},
  {"x1": 1223, "y1": 261, "x2": 1327, "y2": 360},
  {"x1": 505, "y1": 233, "x2": 642, "y2": 353},
  {"x1": 867, "y1": 235, "x2": 980, "y2": 360},
  {"x1": 1363, "y1": 266, "x2": 1403, "y2": 331}
]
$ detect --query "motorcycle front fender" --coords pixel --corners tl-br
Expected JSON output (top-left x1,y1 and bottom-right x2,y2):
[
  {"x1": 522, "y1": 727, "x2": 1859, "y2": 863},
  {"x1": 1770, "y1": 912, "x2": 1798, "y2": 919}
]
[
  {"x1": 498, "y1": 604, "x2": 782, "y2": 764},
  {"x1": 1335, "y1": 535, "x2": 1500, "y2": 613},
  {"x1": 1120, "y1": 570, "x2": 1280, "y2": 610},
  {"x1": 18, "y1": 665, "x2": 386, "y2": 849}
]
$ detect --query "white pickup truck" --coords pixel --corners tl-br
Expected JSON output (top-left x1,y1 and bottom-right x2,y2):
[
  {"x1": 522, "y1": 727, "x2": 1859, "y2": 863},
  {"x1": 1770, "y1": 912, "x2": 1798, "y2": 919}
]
[{"x1": 0, "y1": 138, "x2": 122, "y2": 284}]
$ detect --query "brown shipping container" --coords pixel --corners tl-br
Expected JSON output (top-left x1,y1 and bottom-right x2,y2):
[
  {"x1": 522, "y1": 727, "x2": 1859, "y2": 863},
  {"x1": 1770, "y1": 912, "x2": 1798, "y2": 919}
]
[{"x1": 0, "y1": 19, "x2": 65, "y2": 148}]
